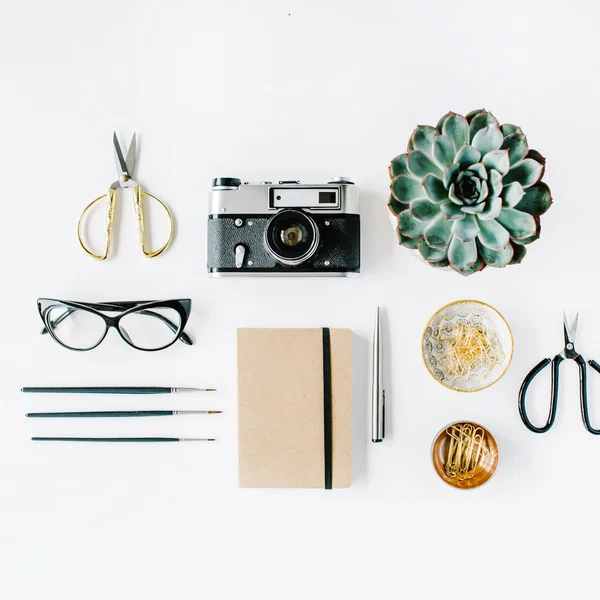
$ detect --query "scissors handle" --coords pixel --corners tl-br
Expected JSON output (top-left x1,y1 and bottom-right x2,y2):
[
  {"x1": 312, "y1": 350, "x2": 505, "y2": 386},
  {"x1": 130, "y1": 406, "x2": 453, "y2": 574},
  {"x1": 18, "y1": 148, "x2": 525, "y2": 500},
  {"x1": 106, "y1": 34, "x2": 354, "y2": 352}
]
[
  {"x1": 77, "y1": 188, "x2": 116, "y2": 260},
  {"x1": 77, "y1": 186, "x2": 174, "y2": 260},
  {"x1": 518, "y1": 355, "x2": 563, "y2": 433},
  {"x1": 133, "y1": 185, "x2": 174, "y2": 258},
  {"x1": 581, "y1": 358, "x2": 600, "y2": 435}
]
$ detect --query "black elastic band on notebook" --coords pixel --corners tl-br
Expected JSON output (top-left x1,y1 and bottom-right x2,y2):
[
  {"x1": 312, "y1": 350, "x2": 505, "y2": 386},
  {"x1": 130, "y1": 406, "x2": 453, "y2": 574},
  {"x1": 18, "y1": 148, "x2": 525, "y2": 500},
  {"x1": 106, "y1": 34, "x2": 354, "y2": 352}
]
[{"x1": 322, "y1": 328, "x2": 333, "y2": 490}]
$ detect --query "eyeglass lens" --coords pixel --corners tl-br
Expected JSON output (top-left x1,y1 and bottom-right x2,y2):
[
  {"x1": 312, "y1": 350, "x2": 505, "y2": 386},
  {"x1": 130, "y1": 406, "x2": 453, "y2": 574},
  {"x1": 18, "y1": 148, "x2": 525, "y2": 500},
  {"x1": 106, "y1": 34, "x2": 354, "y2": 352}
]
[
  {"x1": 46, "y1": 306, "x2": 107, "y2": 350},
  {"x1": 118, "y1": 307, "x2": 182, "y2": 350}
]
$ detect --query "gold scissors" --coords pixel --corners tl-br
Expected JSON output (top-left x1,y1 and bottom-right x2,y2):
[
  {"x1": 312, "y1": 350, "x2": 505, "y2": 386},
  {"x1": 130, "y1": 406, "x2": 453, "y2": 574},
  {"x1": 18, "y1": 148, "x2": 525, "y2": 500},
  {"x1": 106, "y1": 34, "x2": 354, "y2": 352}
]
[{"x1": 77, "y1": 133, "x2": 174, "y2": 260}]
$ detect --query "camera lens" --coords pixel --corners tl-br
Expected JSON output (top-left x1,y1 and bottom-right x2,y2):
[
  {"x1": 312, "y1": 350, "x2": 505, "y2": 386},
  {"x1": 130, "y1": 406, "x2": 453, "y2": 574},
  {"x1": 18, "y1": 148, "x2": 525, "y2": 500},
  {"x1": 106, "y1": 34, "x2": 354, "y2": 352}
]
[
  {"x1": 264, "y1": 209, "x2": 320, "y2": 266},
  {"x1": 280, "y1": 225, "x2": 303, "y2": 247}
]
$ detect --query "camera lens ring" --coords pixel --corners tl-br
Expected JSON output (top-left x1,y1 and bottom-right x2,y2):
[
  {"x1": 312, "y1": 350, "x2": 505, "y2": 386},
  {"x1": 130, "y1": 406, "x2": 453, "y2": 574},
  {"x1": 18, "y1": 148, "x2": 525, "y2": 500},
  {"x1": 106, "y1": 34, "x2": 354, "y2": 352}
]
[{"x1": 264, "y1": 209, "x2": 320, "y2": 267}]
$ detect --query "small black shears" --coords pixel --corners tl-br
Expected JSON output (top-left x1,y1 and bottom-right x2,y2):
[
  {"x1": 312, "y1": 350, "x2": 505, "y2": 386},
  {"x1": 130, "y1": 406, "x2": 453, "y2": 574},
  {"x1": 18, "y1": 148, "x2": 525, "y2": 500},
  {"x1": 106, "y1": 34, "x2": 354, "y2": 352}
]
[{"x1": 518, "y1": 312, "x2": 600, "y2": 434}]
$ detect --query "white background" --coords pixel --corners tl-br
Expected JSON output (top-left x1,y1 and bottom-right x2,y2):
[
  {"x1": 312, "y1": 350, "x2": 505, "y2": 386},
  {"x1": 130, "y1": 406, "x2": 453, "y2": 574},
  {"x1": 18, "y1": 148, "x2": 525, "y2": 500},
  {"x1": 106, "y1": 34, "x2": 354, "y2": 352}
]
[{"x1": 1, "y1": 1, "x2": 599, "y2": 598}]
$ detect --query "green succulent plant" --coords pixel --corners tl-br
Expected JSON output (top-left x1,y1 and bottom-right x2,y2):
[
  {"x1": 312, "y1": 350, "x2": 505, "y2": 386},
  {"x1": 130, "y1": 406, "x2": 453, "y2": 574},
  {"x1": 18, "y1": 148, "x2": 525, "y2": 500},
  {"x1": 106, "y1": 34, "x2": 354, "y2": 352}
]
[{"x1": 388, "y1": 109, "x2": 552, "y2": 275}]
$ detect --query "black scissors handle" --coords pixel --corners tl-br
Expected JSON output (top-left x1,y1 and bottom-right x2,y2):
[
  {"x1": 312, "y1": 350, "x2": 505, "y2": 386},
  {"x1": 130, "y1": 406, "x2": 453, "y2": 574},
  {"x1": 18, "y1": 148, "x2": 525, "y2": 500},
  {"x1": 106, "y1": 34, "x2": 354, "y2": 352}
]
[
  {"x1": 583, "y1": 359, "x2": 600, "y2": 435},
  {"x1": 518, "y1": 355, "x2": 563, "y2": 433}
]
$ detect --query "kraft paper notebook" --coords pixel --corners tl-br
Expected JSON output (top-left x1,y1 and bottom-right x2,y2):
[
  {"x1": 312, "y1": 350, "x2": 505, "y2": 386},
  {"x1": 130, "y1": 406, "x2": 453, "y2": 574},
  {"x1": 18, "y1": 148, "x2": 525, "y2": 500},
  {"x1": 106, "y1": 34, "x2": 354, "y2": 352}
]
[{"x1": 238, "y1": 328, "x2": 352, "y2": 489}]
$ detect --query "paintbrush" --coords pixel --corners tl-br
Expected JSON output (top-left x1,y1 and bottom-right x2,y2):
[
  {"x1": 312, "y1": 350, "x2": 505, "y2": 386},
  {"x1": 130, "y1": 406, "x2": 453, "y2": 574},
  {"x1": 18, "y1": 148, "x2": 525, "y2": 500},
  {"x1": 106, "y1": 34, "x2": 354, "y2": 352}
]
[
  {"x1": 21, "y1": 387, "x2": 216, "y2": 394},
  {"x1": 32, "y1": 437, "x2": 216, "y2": 442},
  {"x1": 27, "y1": 410, "x2": 222, "y2": 418}
]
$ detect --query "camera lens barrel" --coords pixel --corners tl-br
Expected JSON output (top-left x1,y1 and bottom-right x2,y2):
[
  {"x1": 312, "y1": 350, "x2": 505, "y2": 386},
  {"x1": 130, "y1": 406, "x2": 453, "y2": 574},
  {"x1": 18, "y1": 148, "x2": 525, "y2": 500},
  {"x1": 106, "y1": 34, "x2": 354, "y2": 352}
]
[{"x1": 264, "y1": 209, "x2": 320, "y2": 267}]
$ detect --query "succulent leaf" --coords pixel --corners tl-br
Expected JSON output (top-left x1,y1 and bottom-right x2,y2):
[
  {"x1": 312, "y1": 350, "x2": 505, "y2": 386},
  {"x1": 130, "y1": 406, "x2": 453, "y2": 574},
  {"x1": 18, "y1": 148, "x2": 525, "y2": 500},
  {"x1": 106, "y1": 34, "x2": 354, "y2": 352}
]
[
  {"x1": 422, "y1": 174, "x2": 449, "y2": 204},
  {"x1": 501, "y1": 123, "x2": 523, "y2": 136},
  {"x1": 526, "y1": 149, "x2": 546, "y2": 179},
  {"x1": 408, "y1": 125, "x2": 437, "y2": 154},
  {"x1": 389, "y1": 154, "x2": 410, "y2": 178},
  {"x1": 469, "y1": 111, "x2": 499, "y2": 141},
  {"x1": 397, "y1": 231, "x2": 420, "y2": 249},
  {"x1": 411, "y1": 198, "x2": 441, "y2": 221},
  {"x1": 418, "y1": 238, "x2": 448, "y2": 262},
  {"x1": 424, "y1": 215, "x2": 453, "y2": 248},
  {"x1": 509, "y1": 243, "x2": 527, "y2": 265},
  {"x1": 482, "y1": 150, "x2": 510, "y2": 176},
  {"x1": 478, "y1": 241, "x2": 514, "y2": 268},
  {"x1": 514, "y1": 182, "x2": 552, "y2": 216},
  {"x1": 433, "y1": 135, "x2": 456, "y2": 168},
  {"x1": 465, "y1": 109, "x2": 486, "y2": 124},
  {"x1": 477, "y1": 180, "x2": 489, "y2": 203},
  {"x1": 512, "y1": 217, "x2": 541, "y2": 246},
  {"x1": 501, "y1": 182, "x2": 525, "y2": 208},
  {"x1": 388, "y1": 195, "x2": 409, "y2": 217},
  {"x1": 466, "y1": 163, "x2": 488, "y2": 181},
  {"x1": 496, "y1": 207, "x2": 536, "y2": 240},
  {"x1": 391, "y1": 175, "x2": 425, "y2": 203},
  {"x1": 500, "y1": 133, "x2": 529, "y2": 166},
  {"x1": 441, "y1": 114, "x2": 469, "y2": 153},
  {"x1": 478, "y1": 196, "x2": 502, "y2": 221},
  {"x1": 430, "y1": 257, "x2": 451, "y2": 268},
  {"x1": 451, "y1": 213, "x2": 480, "y2": 242},
  {"x1": 440, "y1": 201, "x2": 466, "y2": 220},
  {"x1": 477, "y1": 218, "x2": 509, "y2": 250},
  {"x1": 443, "y1": 163, "x2": 461, "y2": 189},
  {"x1": 407, "y1": 150, "x2": 442, "y2": 179},
  {"x1": 488, "y1": 169, "x2": 503, "y2": 199},
  {"x1": 454, "y1": 145, "x2": 481, "y2": 170},
  {"x1": 503, "y1": 158, "x2": 543, "y2": 188},
  {"x1": 448, "y1": 184, "x2": 464, "y2": 206},
  {"x1": 398, "y1": 210, "x2": 426, "y2": 238},
  {"x1": 436, "y1": 112, "x2": 454, "y2": 133},
  {"x1": 448, "y1": 237, "x2": 478, "y2": 272},
  {"x1": 461, "y1": 203, "x2": 485, "y2": 214},
  {"x1": 472, "y1": 125, "x2": 503, "y2": 155},
  {"x1": 458, "y1": 255, "x2": 485, "y2": 276}
]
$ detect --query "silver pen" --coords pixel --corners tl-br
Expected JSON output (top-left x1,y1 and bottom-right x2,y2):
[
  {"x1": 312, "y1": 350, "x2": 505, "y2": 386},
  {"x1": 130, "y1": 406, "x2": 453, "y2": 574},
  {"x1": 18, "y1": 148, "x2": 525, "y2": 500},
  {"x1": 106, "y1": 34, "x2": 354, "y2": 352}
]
[{"x1": 372, "y1": 306, "x2": 385, "y2": 442}]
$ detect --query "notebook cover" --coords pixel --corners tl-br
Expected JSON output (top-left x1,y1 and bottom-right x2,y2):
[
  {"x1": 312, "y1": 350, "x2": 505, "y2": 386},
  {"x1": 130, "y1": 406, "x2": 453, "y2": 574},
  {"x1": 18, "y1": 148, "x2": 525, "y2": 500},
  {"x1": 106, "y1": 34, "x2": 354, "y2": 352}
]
[{"x1": 238, "y1": 328, "x2": 352, "y2": 489}]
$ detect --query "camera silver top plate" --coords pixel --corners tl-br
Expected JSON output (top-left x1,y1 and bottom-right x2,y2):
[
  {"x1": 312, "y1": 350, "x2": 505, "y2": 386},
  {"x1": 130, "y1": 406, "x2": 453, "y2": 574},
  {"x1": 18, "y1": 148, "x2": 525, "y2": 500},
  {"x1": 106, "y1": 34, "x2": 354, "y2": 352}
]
[{"x1": 210, "y1": 180, "x2": 360, "y2": 216}]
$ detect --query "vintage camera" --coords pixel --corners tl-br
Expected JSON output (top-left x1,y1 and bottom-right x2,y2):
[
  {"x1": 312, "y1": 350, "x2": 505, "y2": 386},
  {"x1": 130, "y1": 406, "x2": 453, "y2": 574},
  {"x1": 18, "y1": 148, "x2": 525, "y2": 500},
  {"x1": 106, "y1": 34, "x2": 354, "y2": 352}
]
[{"x1": 207, "y1": 177, "x2": 360, "y2": 276}]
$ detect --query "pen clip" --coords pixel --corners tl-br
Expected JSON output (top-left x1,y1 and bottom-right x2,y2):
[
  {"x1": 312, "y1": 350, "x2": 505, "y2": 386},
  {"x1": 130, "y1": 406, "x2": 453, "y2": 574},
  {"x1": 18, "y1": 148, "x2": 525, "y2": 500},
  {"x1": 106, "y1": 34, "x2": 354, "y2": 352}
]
[{"x1": 382, "y1": 390, "x2": 386, "y2": 439}]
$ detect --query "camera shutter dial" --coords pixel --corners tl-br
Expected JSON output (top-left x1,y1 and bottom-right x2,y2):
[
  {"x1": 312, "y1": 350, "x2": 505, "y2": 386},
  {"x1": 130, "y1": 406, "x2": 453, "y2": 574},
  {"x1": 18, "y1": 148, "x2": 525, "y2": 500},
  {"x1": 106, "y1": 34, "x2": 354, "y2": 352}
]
[{"x1": 212, "y1": 177, "x2": 241, "y2": 188}]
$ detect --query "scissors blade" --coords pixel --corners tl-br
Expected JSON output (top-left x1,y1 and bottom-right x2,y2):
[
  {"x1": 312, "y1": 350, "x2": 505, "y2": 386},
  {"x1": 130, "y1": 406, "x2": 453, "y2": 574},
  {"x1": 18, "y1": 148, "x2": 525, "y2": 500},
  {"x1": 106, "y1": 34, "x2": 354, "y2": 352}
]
[
  {"x1": 563, "y1": 310, "x2": 579, "y2": 348},
  {"x1": 125, "y1": 132, "x2": 136, "y2": 177},
  {"x1": 113, "y1": 132, "x2": 129, "y2": 178}
]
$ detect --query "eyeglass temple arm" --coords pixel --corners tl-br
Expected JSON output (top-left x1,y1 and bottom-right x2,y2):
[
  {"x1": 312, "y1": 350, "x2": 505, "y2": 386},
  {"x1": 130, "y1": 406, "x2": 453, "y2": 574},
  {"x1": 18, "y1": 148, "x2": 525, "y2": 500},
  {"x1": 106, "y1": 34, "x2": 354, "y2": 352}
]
[
  {"x1": 40, "y1": 308, "x2": 192, "y2": 346},
  {"x1": 40, "y1": 308, "x2": 76, "y2": 334}
]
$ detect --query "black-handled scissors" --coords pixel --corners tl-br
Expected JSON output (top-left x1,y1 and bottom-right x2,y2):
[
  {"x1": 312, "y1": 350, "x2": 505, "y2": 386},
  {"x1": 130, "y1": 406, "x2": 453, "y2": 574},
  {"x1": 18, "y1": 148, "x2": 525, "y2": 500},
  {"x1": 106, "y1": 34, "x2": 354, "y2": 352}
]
[{"x1": 519, "y1": 312, "x2": 600, "y2": 434}]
